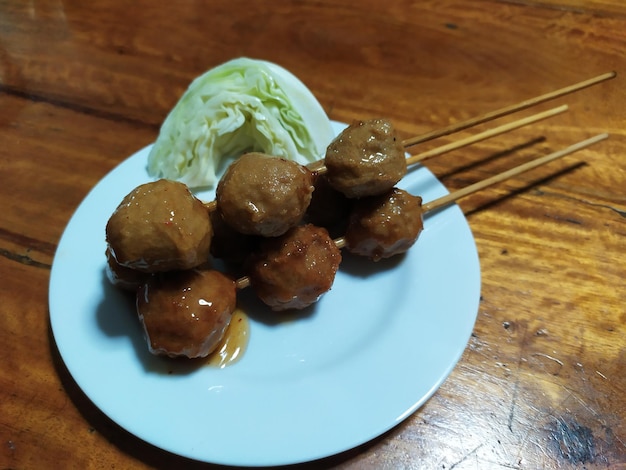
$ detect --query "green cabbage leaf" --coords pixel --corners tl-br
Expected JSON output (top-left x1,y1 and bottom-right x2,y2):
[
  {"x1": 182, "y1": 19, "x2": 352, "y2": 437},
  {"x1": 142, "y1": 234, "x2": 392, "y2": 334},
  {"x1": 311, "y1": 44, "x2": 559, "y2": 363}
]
[{"x1": 147, "y1": 58, "x2": 334, "y2": 188}]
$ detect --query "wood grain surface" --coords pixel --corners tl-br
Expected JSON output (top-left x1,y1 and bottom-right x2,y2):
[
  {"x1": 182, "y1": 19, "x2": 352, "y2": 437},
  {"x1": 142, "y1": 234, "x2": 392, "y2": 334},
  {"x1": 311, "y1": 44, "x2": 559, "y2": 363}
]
[{"x1": 0, "y1": 0, "x2": 624, "y2": 468}]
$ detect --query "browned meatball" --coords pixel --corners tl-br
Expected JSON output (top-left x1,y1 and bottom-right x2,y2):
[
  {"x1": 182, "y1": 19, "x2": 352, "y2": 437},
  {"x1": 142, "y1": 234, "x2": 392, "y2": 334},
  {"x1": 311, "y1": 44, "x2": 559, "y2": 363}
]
[
  {"x1": 344, "y1": 188, "x2": 423, "y2": 261},
  {"x1": 324, "y1": 119, "x2": 407, "y2": 198},
  {"x1": 105, "y1": 247, "x2": 148, "y2": 291},
  {"x1": 216, "y1": 152, "x2": 314, "y2": 237},
  {"x1": 247, "y1": 224, "x2": 342, "y2": 311},
  {"x1": 137, "y1": 269, "x2": 236, "y2": 358},
  {"x1": 304, "y1": 174, "x2": 354, "y2": 237},
  {"x1": 209, "y1": 209, "x2": 260, "y2": 265},
  {"x1": 106, "y1": 179, "x2": 212, "y2": 273}
]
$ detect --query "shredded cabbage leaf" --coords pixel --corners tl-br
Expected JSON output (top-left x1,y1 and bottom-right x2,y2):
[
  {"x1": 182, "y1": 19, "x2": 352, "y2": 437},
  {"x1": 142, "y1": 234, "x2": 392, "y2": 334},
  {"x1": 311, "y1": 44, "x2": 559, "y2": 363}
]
[{"x1": 147, "y1": 58, "x2": 334, "y2": 188}]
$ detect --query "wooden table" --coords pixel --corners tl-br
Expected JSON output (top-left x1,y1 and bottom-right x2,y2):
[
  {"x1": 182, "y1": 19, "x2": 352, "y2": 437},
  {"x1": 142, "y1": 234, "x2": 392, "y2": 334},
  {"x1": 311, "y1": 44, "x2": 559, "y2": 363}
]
[{"x1": 1, "y1": 1, "x2": 624, "y2": 468}]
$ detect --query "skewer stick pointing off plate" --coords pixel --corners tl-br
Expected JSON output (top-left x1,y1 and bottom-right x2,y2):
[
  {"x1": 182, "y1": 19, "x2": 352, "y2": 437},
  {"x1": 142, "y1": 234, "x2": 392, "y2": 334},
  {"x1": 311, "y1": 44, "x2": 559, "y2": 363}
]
[
  {"x1": 237, "y1": 133, "x2": 608, "y2": 289},
  {"x1": 423, "y1": 133, "x2": 609, "y2": 212},
  {"x1": 406, "y1": 105, "x2": 568, "y2": 166},
  {"x1": 402, "y1": 72, "x2": 616, "y2": 148}
]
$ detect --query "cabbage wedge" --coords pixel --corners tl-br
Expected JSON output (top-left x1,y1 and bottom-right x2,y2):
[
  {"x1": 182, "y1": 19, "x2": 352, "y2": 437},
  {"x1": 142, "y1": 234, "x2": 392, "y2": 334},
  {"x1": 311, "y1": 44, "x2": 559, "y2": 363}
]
[{"x1": 147, "y1": 58, "x2": 334, "y2": 188}]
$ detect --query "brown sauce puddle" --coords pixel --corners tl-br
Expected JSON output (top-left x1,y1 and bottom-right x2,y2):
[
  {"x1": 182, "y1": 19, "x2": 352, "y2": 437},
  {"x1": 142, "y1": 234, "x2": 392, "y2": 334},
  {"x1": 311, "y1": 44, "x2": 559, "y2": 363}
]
[{"x1": 205, "y1": 308, "x2": 249, "y2": 368}]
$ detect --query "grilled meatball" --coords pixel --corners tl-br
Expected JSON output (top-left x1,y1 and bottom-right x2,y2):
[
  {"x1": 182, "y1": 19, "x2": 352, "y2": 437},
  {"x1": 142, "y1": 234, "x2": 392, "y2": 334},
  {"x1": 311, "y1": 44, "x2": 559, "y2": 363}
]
[
  {"x1": 216, "y1": 152, "x2": 314, "y2": 237},
  {"x1": 137, "y1": 269, "x2": 236, "y2": 358},
  {"x1": 209, "y1": 209, "x2": 260, "y2": 266},
  {"x1": 247, "y1": 224, "x2": 342, "y2": 311},
  {"x1": 305, "y1": 174, "x2": 353, "y2": 237},
  {"x1": 345, "y1": 188, "x2": 423, "y2": 261},
  {"x1": 106, "y1": 179, "x2": 212, "y2": 273},
  {"x1": 324, "y1": 119, "x2": 407, "y2": 198}
]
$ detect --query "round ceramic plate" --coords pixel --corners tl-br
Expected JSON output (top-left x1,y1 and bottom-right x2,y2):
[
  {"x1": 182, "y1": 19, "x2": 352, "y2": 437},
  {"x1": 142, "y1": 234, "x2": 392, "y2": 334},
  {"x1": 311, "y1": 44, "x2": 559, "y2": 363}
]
[{"x1": 49, "y1": 122, "x2": 480, "y2": 467}]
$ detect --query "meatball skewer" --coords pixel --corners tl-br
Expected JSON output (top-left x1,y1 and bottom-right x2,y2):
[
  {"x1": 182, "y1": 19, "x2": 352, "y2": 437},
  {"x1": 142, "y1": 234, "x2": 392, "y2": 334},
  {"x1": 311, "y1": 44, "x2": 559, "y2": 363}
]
[
  {"x1": 110, "y1": 72, "x2": 614, "y2": 360},
  {"x1": 235, "y1": 133, "x2": 607, "y2": 308},
  {"x1": 106, "y1": 105, "x2": 570, "y2": 279},
  {"x1": 128, "y1": 133, "x2": 608, "y2": 360},
  {"x1": 211, "y1": 71, "x2": 615, "y2": 213},
  {"x1": 108, "y1": 106, "x2": 560, "y2": 281},
  {"x1": 337, "y1": 132, "x2": 608, "y2": 258},
  {"x1": 204, "y1": 104, "x2": 570, "y2": 240},
  {"x1": 143, "y1": 72, "x2": 614, "y2": 246},
  {"x1": 317, "y1": 106, "x2": 569, "y2": 196}
]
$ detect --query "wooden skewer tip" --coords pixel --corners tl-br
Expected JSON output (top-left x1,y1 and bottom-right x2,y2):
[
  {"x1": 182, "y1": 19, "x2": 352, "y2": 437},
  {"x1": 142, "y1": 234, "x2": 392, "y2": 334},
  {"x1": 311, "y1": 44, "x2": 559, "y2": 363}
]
[
  {"x1": 406, "y1": 104, "x2": 569, "y2": 166},
  {"x1": 402, "y1": 72, "x2": 616, "y2": 148},
  {"x1": 423, "y1": 133, "x2": 609, "y2": 212},
  {"x1": 233, "y1": 133, "x2": 609, "y2": 291}
]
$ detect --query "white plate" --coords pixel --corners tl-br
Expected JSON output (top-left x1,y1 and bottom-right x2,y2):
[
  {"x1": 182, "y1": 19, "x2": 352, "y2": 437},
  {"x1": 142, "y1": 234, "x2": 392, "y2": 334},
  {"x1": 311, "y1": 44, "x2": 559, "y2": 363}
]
[{"x1": 49, "y1": 122, "x2": 480, "y2": 467}]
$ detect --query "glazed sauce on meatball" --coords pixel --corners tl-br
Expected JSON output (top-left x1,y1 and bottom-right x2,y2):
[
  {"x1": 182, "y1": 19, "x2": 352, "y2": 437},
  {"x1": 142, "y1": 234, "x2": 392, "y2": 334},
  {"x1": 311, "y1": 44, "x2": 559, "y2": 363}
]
[
  {"x1": 137, "y1": 269, "x2": 237, "y2": 359},
  {"x1": 246, "y1": 224, "x2": 342, "y2": 311},
  {"x1": 324, "y1": 119, "x2": 407, "y2": 198},
  {"x1": 106, "y1": 179, "x2": 213, "y2": 273},
  {"x1": 345, "y1": 188, "x2": 423, "y2": 261},
  {"x1": 216, "y1": 152, "x2": 314, "y2": 237}
]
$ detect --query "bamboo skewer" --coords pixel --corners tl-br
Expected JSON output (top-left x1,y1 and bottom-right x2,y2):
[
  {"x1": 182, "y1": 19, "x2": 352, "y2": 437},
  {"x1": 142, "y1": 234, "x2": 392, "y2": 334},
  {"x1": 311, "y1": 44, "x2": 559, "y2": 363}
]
[
  {"x1": 236, "y1": 132, "x2": 608, "y2": 290},
  {"x1": 401, "y1": 71, "x2": 616, "y2": 148},
  {"x1": 217, "y1": 72, "x2": 615, "y2": 292},
  {"x1": 312, "y1": 105, "x2": 568, "y2": 177},
  {"x1": 422, "y1": 133, "x2": 608, "y2": 212},
  {"x1": 406, "y1": 104, "x2": 568, "y2": 166},
  {"x1": 124, "y1": 74, "x2": 616, "y2": 351},
  {"x1": 206, "y1": 104, "x2": 571, "y2": 214},
  {"x1": 206, "y1": 72, "x2": 615, "y2": 213}
]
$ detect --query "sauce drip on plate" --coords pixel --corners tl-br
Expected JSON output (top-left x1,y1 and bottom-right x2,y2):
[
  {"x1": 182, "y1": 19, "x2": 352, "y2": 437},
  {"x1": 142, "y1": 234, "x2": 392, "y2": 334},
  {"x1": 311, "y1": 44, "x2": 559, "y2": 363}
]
[{"x1": 206, "y1": 309, "x2": 249, "y2": 368}]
